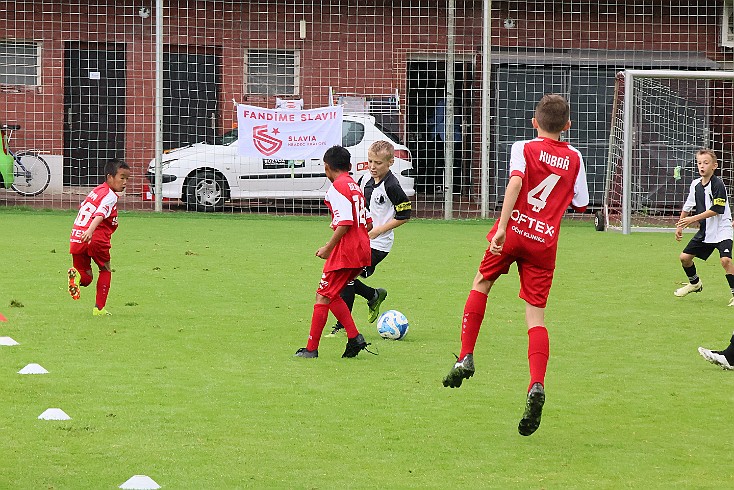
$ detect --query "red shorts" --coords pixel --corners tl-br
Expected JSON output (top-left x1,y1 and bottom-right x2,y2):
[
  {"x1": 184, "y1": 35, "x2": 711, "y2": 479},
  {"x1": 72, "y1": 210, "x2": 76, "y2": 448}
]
[
  {"x1": 317, "y1": 268, "x2": 363, "y2": 299},
  {"x1": 70, "y1": 239, "x2": 111, "y2": 267},
  {"x1": 477, "y1": 247, "x2": 555, "y2": 308}
]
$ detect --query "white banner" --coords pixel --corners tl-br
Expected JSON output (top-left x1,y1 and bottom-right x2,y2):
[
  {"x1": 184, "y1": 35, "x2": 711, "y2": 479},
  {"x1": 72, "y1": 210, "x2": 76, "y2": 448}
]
[{"x1": 237, "y1": 104, "x2": 343, "y2": 160}]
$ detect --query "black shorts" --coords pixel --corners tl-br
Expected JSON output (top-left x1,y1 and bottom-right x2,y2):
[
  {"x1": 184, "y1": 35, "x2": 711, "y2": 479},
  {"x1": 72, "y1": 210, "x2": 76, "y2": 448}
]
[
  {"x1": 360, "y1": 249, "x2": 389, "y2": 278},
  {"x1": 683, "y1": 236, "x2": 733, "y2": 261}
]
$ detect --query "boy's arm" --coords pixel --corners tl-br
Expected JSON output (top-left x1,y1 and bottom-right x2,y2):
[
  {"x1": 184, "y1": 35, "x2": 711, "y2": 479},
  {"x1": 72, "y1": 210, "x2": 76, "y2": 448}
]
[
  {"x1": 677, "y1": 209, "x2": 717, "y2": 229},
  {"x1": 674, "y1": 210, "x2": 690, "y2": 241},
  {"x1": 490, "y1": 175, "x2": 523, "y2": 254},
  {"x1": 369, "y1": 218, "x2": 407, "y2": 240},
  {"x1": 316, "y1": 225, "x2": 350, "y2": 259},
  {"x1": 369, "y1": 185, "x2": 412, "y2": 239},
  {"x1": 80, "y1": 215, "x2": 105, "y2": 243}
]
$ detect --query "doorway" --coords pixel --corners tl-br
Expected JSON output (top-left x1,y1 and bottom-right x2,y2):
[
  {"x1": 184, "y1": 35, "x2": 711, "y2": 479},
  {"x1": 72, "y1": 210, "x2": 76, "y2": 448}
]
[
  {"x1": 406, "y1": 59, "x2": 473, "y2": 196},
  {"x1": 164, "y1": 46, "x2": 221, "y2": 150},
  {"x1": 63, "y1": 42, "x2": 126, "y2": 186}
]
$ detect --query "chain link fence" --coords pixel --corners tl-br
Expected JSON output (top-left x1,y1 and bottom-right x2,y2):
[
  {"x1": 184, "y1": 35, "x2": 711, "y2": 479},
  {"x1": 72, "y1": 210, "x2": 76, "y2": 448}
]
[{"x1": 2, "y1": 0, "x2": 733, "y2": 219}]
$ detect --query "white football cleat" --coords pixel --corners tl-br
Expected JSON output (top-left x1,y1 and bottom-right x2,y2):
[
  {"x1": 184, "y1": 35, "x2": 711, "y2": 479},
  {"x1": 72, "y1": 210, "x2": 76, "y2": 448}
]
[
  {"x1": 674, "y1": 281, "x2": 702, "y2": 297},
  {"x1": 698, "y1": 347, "x2": 734, "y2": 370}
]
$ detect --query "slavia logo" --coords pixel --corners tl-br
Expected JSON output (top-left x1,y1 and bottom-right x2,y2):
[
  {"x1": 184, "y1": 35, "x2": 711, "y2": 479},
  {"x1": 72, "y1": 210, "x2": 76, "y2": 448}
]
[{"x1": 253, "y1": 124, "x2": 283, "y2": 156}]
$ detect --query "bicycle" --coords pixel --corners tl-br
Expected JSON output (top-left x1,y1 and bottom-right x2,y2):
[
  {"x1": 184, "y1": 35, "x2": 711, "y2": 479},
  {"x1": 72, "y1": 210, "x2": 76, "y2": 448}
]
[{"x1": 0, "y1": 124, "x2": 51, "y2": 197}]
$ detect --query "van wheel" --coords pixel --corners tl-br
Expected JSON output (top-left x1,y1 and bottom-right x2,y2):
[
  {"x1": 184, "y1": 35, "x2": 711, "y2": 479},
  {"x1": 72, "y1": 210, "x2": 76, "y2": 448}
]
[
  {"x1": 185, "y1": 171, "x2": 227, "y2": 212},
  {"x1": 594, "y1": 210, "x2": 605, "y2": 231}
]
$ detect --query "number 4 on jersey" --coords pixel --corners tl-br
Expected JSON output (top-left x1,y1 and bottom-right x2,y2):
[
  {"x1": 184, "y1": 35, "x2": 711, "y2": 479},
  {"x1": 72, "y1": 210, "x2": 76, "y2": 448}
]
[{"x1": 527, "y1": 174, "x2": 561, "y2": 213}]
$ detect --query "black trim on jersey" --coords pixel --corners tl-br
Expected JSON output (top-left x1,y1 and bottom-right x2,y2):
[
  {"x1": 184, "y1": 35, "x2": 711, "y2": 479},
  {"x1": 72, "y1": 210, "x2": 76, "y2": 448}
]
[
  {"x1": 693, "y1": 176, "x2": 728, "y2": 239},
  {"x1": 362, "y1": 171, "x2": 412, "y2": 220}
]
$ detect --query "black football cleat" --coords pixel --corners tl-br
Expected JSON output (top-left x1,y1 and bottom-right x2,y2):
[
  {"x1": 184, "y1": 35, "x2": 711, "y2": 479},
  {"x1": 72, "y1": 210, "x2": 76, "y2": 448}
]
[
  {"x1": 442, "y1": 353, "x2": 475, "y2": 388},
  {"x1": 518, "y1": 382, "x2": 545, "y2": 436},
  {"x1": 294, "y1": 347, "x2": 318, "y2": 358},
  {"x1": 342, "y1": 333, "x2": 370, "y2": 358}
]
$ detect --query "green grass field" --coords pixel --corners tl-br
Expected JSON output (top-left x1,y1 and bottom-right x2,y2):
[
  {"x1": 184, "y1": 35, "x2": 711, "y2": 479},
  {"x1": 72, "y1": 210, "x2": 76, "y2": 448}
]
[{"x1": 1, "y1": 208, "x2": 733, "y2": 489}]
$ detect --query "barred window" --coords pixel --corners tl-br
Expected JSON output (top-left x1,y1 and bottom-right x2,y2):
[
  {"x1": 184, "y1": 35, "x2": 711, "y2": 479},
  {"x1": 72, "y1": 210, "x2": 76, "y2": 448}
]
[
  {"x1": 245, "y1": 49, "x2": 299, "y2": 96},
  {"x1": 0, "y1": 40, "x2": 41, "y2": 86}
]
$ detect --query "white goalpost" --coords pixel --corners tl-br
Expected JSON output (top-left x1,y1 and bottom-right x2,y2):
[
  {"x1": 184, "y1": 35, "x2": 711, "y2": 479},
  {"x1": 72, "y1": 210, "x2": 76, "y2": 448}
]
[{"x1": 602, "y1": 69, "x2": 734, "y2": 234}]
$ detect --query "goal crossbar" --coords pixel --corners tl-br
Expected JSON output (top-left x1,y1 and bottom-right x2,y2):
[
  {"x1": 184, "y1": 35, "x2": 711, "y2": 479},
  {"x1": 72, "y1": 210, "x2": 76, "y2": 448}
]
[{"x1": 607, "y1": 69, "x2": 734, "y2": 234}]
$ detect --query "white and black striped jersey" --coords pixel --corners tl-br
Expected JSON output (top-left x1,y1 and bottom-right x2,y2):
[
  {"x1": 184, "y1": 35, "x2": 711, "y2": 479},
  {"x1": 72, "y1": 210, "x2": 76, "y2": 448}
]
[
  {"x1": 360, "y1": 170, "x2": 412, "y2": 252},
  {"x1": 682, "y1": 175, "x2": 733, "y2": 243}
]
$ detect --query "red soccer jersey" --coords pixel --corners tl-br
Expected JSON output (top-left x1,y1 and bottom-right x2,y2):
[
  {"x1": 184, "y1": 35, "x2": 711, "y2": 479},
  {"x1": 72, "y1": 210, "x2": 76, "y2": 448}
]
[
  {"x1": 69, "y1": 182, "x2": 120, "y2": 253},
  {"x1": 488, "y1": 137, "x2": 589, "y2": 268},
  {"x1": 323, "y1": 173, "x2": 372, "y2": 272}
]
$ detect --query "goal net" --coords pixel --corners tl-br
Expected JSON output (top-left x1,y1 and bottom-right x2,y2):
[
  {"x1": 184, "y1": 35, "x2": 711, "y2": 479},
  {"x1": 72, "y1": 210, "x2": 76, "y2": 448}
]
[{"x1": 603, "y1": 70, "x2": 734, "y2": 233}]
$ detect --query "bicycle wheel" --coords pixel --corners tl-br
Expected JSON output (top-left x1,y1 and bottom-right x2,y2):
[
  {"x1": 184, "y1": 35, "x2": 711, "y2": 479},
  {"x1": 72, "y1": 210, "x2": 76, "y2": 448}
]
[{"x1": 11, "y1": 152, "x2": 51, "y2": 196}]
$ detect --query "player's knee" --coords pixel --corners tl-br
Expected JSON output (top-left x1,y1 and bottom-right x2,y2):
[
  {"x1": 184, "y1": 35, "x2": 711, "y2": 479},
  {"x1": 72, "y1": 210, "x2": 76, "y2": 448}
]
[
  {"x1": 721, "y1": 257, "x2": 732, "y2": 269},
  {"x1": 79, "y1": 270, "x2": 93, "y2": 287},
  {"x1": 315, "y1": 293, "x2": 330, "y2": 305}
]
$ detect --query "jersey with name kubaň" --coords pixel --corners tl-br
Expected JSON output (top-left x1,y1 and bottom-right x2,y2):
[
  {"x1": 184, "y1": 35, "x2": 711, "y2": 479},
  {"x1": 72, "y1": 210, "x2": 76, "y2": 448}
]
[
  {"x1": 682, "y1": 175, "x2": 733, "y2": 243},
  {"x1": 361, "y1": 170, "x2": 412, "y2": 253},
  {"x1": 323, "y1": 173, "x2": 372, "y2": 272},
  {"x1": 488, "y1": 137, "x2": 589, "y2": 268},
  {"x1": 69, "y1": 182, "x2": 119, "y2": 253}
]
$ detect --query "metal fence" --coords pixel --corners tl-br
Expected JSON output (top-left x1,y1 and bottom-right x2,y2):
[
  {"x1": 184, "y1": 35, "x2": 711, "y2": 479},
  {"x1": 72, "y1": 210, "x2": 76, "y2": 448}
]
[{"x1": 2, "y1": 0, "x2": 733, "y2": 219}]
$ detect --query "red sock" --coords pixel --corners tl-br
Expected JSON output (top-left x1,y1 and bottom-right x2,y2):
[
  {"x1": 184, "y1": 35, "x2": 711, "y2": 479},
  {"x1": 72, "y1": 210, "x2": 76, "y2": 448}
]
[
  {"x1": 527, "y1": 326, "x2": 549, "y2": 391},
  {"x1": 307, "y1": 303, "x2": 330, "y2": 351},
  {"x1": 95, "y1": 270, "x2": 111, "y2": 309},
  {"x1": 72, "y1": 255, "x2": 93, "y2": 286},
  {"x1": 459, "y1": 289, "x2": 488, "y2": 359},
  {"x1": 328, "y1": 296, "x2": 359, "y2": 338}
]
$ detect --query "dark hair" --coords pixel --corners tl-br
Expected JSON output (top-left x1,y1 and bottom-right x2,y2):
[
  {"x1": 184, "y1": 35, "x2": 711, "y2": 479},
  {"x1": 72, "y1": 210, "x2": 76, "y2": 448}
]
[
  {"x1": 323, "y1": 145, "x2": 351, "y2": 171},
  {"x1": 535, "y1": 94, "x2": 570, "y2": 133},
  {"x1": 105, "y1": 158, "x2": 130, "y2": 178}
]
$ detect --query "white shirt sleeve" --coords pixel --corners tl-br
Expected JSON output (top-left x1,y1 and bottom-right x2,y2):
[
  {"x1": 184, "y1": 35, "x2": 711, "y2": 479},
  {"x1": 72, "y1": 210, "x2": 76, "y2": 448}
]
[
  {"x1": 571, "y1": 154, "x2": 590, "y2": 208},
  {"x1": 95, "y1": 191, "x2": 118, "y2": 218},
  {"x1": 326, "y1": 185, "x2": 354, "y2": 226},
  {"x1": 509, "y1": 141, "x2": 527, "y2": 176},
  {"x1": 682, "y1": 181, "x2": 697, "y2": 212}
]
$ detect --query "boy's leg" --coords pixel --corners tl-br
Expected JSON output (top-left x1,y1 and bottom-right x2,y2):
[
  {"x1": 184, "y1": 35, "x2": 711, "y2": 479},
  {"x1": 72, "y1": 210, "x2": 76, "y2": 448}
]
[
  {"x1": 299, "y1": 269, "x2": 368, "y2": 357},
  {"x1": 459, "y1": 287, "x2": 489, "y2": 359},
  {"x1": 329, "y1": 296, "x2": 360, "y2": 338},
  {"x1": 524, "y1": 301, "x2": 549, "y2": 391},
  {"x1": 353, "y1": 279, "x2": 375, "y2": 302},
  {"x1": 718, "y1": 248, "x2": 734, "y2": 305},
  {"x1": 720, "y1": 331, "x2": 734, "y2": 360},
  {"x1": 443, "y1": 271, "x2": 492, "y2": 388},
  {"x1": 72, "y1": 254, "x2": 94, "y2": 287},
  {"x1": 305, "y1": 301, "x2": 330, "y2": 352},
  {"x1": 89, "y1": 243, "x2": 113, "y2": 315},
  {"x1": 698, "y1": 330, "x2": 734, "y2": 369},
  {"x1": 675, "y1": 247, "x2": 703, "y2": 296},
  {"x1": 327, "y1": 281, "x2": 356, "y2": 336},
  {"x1": 517, "y1": 262, "x2": 552, "y2": 436},
  {"x1": 95, "y1": 267, "x2": 112, "y2": 311},
  {"x1": 358, "y1": 250, "x2": 389, "y2": 323}
]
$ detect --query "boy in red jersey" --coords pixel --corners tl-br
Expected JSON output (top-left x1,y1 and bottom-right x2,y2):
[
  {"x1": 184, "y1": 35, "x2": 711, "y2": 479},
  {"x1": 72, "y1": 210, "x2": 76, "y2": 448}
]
[
  {"x1": 442, "y1": 94, "x2": 589, "y2": 437},
  {"x1": 295, "y1": 145, "x2": 373, "y2": 358},
  {"x1": 68, "y1": 158, "x2": 131, "y2": 316}
]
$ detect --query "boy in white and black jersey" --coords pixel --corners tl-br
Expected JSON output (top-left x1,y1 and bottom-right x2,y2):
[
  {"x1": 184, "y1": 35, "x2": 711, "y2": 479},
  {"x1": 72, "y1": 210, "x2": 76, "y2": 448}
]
[
  {"x1": 328, "y1": 140, "x2": 412, "y2": 336},
  {"x1": 674, "y1": 149, "x2": 734, "y2": 306}
]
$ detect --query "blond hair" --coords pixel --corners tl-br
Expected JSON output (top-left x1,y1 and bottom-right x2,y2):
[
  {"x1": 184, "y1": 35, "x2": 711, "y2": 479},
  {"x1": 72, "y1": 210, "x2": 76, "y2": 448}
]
[
  {"x1": 697, "y1": 148, "x2": 718, "y2": 164},
  {"x1": 368, "y1": 140, "x2": 394, "y2": 159}
]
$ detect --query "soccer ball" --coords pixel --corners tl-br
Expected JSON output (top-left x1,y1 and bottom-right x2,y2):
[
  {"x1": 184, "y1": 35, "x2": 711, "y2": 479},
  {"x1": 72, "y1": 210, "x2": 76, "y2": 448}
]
[{"x1": 376, "y1": 310, "x2": 409, "y2": 340}]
